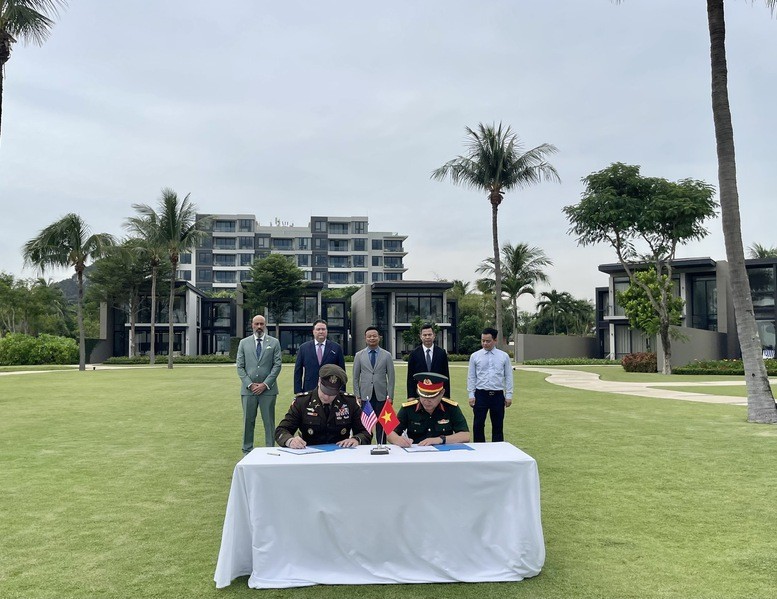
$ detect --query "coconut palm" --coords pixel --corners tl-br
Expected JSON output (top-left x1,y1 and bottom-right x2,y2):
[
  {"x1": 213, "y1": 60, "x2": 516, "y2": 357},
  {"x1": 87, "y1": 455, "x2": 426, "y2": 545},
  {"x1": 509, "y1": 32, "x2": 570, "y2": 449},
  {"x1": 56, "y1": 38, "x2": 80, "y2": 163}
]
[
  {"x1": 536, "y1": 290, "x2": 574, "y2": 336},
  {"x1": 432, "y1": 123, "x2": 559, "y2": 346},
  {"x1": 0, "y1": 0, "x2": 67, "y2": 141},
  {"x1": 130, "y1": 188, "x2": 207, "y2": 368},
  {"x1": 477, "y1": 242, "x2": 552, "y2": 361},
  {"x1": 747, "y1": 243, "x2": 777, "y2": 259},
  {"x1": 22, "y1": 213, "x2": 114, "y2": 370},
  {"x1": 125, "y1": 211, "x2": 171, "y2": 365},
  {"x1": 450, "y1": 279, "x2": 471, "y2": 300}
]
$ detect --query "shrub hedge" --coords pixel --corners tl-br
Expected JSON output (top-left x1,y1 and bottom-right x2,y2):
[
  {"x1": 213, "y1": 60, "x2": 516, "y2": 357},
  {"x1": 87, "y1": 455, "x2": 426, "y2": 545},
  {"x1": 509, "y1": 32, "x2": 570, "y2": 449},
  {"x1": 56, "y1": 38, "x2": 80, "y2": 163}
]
[
  {"x1": 674, "y1": 358, "x2": 777, "y2": 376},
  {"x1": 622, "y1": 352, "x2": 658, "y2": 373},
  {"x1": 0, "y1": 333, "x2": 79, "y2": 366}
]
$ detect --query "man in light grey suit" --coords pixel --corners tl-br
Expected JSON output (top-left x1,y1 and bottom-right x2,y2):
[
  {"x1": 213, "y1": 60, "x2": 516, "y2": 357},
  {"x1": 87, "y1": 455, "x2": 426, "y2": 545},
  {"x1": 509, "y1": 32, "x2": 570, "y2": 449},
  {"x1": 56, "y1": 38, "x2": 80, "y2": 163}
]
[
  {"x1": 353, "y1": 326, "x2": 395, "y2": 444},
  {"x1": 236, "y1": 314, "x2": 283, "y2": 454}
]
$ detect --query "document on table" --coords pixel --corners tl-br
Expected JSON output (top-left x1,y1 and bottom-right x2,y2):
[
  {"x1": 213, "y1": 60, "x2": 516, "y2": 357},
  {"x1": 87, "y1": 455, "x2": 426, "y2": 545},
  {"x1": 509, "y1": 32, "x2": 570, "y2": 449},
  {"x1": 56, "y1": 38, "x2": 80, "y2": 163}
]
[
  {"x1": 277, "y1": 446, "x2": 325, "y2": 455},
  {"x1": 403, "y1": 445, "x2": 439, "y2": 453}
]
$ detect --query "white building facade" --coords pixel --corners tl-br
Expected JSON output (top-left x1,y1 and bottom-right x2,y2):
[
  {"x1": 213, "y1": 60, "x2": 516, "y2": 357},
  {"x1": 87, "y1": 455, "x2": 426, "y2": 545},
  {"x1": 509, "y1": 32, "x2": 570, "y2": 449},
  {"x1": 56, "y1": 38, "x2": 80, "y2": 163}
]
[{"x1": 177, "y1": 215, "x2": 408, "y2": 291}]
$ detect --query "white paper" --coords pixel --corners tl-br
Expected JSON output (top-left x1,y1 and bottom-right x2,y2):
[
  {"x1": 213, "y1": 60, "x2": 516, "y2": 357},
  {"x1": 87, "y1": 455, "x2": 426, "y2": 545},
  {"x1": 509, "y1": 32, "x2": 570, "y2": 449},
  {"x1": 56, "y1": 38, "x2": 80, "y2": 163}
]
[
  {"x1": 277, "y1": 446, "x2": 324, "y2": 455},
  {"x1": 402, "y1": 445, "x2": 439, "y2": 453}
]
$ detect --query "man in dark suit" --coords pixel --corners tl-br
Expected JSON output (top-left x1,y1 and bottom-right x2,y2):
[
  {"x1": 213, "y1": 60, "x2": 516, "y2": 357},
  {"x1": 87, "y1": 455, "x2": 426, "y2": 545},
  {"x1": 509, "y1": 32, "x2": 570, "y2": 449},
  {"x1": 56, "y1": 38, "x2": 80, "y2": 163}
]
[
  {"x1": 406, "y1": 323, "x2": 450, "y2": 399},
  {"x1": 293, "y1": 319, "x2": 346, "y2": 394}
]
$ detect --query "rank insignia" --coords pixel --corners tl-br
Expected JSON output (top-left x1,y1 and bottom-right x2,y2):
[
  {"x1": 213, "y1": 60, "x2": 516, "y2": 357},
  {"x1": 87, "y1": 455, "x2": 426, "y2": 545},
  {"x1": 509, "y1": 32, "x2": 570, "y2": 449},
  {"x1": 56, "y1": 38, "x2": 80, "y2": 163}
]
[
  {"x1": 438, "y1": 419, "x2": 450, "y2": 425},
  {"x1": 307, "y1": 428, "x2": 314, "y2": 435},
  {"x1": 341, "y1": 428, "x2": 347, "y2": 435}
]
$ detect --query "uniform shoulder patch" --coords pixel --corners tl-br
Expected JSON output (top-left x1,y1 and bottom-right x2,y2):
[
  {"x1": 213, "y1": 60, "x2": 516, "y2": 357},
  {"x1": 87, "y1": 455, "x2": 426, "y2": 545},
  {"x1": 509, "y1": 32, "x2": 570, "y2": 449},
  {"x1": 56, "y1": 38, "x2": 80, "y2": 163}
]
[
  {"x1": 441, "y1": 397, "x2": 458, "y2": 406},
  {"x1": 341, "y1": 392, "x2": 357, "y2": 399},
  {"x1": 402, "y1": 399, "x2": 419, "y2": 408},
  {"x1": 295, "y1": 391, "x2": 308, "y2": 397}
]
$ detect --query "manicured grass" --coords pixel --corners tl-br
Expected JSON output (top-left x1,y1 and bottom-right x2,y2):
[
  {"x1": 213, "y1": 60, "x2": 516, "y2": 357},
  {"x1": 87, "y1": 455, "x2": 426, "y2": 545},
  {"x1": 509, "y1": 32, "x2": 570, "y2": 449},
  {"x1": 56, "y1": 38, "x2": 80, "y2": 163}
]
[
  {"x1": 652, "y1": 384, "x2": 777, "y2": 398},
  {"x1": 541, "y1": 364, "x2": 749, "y2": 383},
  {"x1": 2, "y1": 364, "x2": 777, "y2": 598}
]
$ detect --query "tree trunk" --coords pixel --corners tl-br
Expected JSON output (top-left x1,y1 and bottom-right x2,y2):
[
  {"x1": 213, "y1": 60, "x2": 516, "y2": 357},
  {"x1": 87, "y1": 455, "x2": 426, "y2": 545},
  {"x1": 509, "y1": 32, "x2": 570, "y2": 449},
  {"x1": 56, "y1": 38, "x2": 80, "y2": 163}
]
[
  {"x1": 659, "y1": 322, "x2": 672, "y2": 375},
  {"x1": 707, "y1": 0, "x2": 776, "y2": 422},
  {"x1": 491, "y1": 200, "x2": 504, "y2": 346},
  {"x1": 0, "y1": 33, "x2": 10, "y2": 143},
  {"x1": 167, "y1": 260, "x2": 177, "y2": 369},
  {"x1": 512, "y1": 297, "x2": 519, "y2": 364},
  {"x1": 129, "y1": 290, "x2": 138, "y2": 358},
  {"x1": 149, "y1": 267, "x2": 157, "y2": 365},
  {"x1": 76, "y1": 269, "x2": 86, "y2": 371}
]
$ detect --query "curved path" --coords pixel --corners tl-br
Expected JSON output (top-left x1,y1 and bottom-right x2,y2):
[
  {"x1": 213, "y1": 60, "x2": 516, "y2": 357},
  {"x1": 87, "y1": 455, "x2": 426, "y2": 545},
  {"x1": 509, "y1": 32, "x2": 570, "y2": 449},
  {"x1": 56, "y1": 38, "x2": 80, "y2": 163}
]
[{"x1": 516, "y1": 366, "x2": 754, "y2": 406}]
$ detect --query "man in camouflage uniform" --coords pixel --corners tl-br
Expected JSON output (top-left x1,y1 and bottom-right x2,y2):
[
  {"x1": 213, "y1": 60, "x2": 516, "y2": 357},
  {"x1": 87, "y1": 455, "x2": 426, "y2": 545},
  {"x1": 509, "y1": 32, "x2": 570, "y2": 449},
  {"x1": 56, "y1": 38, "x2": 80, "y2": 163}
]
[
  {"x1": 386, "y1": 372, "x2": 470, "y2": 447},
  {"x1": 275, "y1": 364, "x2": 372, "y2": 448}
]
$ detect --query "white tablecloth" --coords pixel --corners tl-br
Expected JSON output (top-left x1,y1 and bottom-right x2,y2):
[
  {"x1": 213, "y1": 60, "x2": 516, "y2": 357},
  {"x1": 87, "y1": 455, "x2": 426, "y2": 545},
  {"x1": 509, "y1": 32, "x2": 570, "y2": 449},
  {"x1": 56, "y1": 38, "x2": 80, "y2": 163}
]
[{"x1": 214, "y1": 442, "x2": 544, "y2": 589}]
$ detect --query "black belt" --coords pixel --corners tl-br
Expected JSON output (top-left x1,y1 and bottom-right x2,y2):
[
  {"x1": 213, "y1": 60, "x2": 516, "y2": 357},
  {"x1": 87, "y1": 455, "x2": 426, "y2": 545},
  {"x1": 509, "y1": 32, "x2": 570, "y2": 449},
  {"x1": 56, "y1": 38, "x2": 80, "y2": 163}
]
[{"x1": 476, "y1": 389, "x2": 501, "y2": 395}]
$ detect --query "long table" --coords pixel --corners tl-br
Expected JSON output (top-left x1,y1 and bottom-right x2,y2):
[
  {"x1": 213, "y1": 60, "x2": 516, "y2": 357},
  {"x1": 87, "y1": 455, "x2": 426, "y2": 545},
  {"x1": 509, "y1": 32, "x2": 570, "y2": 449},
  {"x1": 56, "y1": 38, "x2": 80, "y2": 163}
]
[{"x1": 214, "y1": 442, "x2": 544, "y2": 589}]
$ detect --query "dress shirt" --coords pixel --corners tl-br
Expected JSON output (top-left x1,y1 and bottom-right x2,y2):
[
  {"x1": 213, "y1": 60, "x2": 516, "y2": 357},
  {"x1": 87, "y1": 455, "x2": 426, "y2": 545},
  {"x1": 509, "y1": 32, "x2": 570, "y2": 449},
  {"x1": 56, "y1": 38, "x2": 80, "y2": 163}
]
[{"x1": 467, "y1": 347, "x2": 513, "y2": 399}]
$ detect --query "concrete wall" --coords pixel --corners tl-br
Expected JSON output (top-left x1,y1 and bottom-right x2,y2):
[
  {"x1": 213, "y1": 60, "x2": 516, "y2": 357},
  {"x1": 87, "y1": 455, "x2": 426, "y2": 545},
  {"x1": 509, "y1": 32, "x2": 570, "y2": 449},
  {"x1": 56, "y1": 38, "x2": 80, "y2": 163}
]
[
  {"x1": 349, "y1": 286, "x2": 371, "y2": 354},
  {"x1": 657, "y1": 326, "x2": 729, "y2": 371},
  {"x1": 514, "y1": 334, "x2": 598, "y2": 362}
]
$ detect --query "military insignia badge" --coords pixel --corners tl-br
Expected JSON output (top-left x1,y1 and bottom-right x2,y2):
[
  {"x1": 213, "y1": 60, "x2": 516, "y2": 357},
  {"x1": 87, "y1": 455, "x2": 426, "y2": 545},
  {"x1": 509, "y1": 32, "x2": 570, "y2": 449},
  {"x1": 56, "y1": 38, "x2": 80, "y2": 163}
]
[
  {"x1": 340, "y1": 428, "x2": 347, "y2": 435},
  {"x1": 438, "y1": 419, "x2": 450, "y2": 425},
  {"x1": 307, "y1": 428, "x2": 314, "y2": 435}
]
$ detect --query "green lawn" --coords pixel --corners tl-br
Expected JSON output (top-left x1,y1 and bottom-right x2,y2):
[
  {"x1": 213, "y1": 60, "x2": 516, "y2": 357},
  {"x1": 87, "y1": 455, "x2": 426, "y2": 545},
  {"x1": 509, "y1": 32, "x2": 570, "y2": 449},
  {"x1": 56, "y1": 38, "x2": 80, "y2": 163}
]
[{"x1": 2, "y1": 364, "x2": 776, "y2": 598}]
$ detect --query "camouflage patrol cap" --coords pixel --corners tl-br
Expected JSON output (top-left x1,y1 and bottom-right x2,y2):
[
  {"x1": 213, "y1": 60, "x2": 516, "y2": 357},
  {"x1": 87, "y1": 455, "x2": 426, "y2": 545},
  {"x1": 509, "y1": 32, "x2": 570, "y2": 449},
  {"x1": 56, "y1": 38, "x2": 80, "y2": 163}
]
[{"x1": 318, "y1": 364, "x2": 347, "y2": 395}]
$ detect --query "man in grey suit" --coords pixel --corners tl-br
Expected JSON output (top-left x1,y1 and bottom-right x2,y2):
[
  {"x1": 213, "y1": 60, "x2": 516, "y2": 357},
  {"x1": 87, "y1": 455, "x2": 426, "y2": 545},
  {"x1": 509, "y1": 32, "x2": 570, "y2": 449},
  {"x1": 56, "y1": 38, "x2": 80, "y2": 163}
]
[
  {"x1": 353, "y1": 326, "x2": 395, "y2": 444},
  {"x1": 236, "y1": 314, "x2": 283, "y2": 455}
]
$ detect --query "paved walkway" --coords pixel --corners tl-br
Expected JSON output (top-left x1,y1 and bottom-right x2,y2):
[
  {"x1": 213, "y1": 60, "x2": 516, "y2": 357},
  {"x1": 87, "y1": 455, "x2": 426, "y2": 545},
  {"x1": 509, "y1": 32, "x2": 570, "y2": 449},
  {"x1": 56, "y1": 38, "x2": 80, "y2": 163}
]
[{"x1": 516, "y1": 366, "x2": 754, "y2": 406}]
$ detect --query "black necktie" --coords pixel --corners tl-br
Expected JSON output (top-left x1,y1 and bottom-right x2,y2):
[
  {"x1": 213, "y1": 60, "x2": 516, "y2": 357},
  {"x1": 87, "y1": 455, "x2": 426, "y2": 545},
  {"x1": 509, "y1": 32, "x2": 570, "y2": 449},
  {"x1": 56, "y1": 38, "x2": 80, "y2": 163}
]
[
  {"x1": 369, "y1": 350, "x2": 376, "y2": 367},
  {"x1": 426, "y1": 348, "x2": 432, "y2": 371},
  {"x1": 255, "y1": 338, "x2": 262, "y2": 359}
]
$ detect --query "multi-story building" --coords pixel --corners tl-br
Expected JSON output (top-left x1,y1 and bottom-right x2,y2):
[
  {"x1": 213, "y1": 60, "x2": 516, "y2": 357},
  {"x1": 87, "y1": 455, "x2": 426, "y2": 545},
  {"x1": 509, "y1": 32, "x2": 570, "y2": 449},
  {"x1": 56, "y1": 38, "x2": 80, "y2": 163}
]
[
  {"x1": 595, "y1": 256, "x2": 777, "y2": 369},
  {"x1": 178, "y1": 215, "x2": 408, "y2": 291}
]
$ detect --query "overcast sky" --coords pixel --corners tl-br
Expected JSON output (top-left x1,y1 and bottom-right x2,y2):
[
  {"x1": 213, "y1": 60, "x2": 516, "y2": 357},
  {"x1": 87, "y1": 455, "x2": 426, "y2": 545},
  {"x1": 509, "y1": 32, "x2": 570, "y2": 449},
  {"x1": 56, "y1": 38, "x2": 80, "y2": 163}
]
[{"x1": 1, "y1": 1, "x2": 774, "y2": 311}]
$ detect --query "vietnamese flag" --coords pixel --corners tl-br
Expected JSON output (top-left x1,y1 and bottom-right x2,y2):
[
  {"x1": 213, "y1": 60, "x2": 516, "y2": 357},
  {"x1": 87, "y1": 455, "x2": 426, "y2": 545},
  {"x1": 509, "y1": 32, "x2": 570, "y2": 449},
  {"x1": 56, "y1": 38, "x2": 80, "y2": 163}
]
[{"x1": 378, "y1": 400, "x2": 399, "y2": 436}]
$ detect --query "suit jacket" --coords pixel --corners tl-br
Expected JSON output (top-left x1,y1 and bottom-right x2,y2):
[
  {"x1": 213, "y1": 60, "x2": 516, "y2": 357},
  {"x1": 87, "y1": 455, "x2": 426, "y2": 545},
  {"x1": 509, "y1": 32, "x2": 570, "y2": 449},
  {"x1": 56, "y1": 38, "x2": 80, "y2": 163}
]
[
  {"x1": 293, "y1": 339, "x2": 346, "y2": 394},
  {"x1": 352, "y1": 346, "x2": 395, "y2": 402},
  {"x1": 406, "y1": 344, "x2": 450, "y2": 399},
  {"x1": 237, "y1": 334, "x2": 283, "y2": 397}
]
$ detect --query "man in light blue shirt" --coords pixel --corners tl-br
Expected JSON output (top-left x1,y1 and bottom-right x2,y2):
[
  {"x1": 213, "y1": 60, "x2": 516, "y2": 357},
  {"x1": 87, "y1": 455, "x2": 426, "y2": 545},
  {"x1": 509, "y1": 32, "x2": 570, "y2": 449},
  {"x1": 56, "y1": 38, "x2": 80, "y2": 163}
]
[{"x1": 466, "y1": 327, "x2": 513, "y2": 442}]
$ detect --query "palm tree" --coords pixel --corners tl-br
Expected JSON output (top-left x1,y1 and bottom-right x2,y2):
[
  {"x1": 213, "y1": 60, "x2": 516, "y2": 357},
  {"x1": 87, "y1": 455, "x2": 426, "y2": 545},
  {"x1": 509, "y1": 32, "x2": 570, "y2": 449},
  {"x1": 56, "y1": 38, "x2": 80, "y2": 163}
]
[
  {"x1": 0, "y1": 0, "x2": 67, "y2": 141},
  {"x1": 477, "y1": 242, "x2": 552, "y2": 361},
  {"x1": 450, "y1": 279, "x2": 471, "y2": 300},
  {"x1": 130, "y1": 188, "x2": 207, "y2": 368},
  {"x1": 125, "y1": 212, "x2": 170, "y2": 365},
  {"x1": 536, "y1": 290, "x2": 574, "y2": 336},
  {"x1": 747, "y1": 243, "x2": 777, "y2": 259},
  {"x1": 22, "y1": 213, "x2": 114, "y2": 370},
  {"x1": 706, "y1": 0, "x2": 776, "y2": 422},
  {"x1": 432, "y1": 123, "x2": 559, "y2": 347}
]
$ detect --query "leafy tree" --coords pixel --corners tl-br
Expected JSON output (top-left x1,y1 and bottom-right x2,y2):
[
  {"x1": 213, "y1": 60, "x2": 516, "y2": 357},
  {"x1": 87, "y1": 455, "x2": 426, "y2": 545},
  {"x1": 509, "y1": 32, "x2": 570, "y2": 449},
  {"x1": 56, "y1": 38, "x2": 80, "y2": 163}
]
[
  {"x1": 477, "y1": 242, "x2": 552, "y2": 362},
  {"x1": 87, "y1": 240, "x2": 153, "y2": 357},
  {"x1": 129, "y1": 189, "x2": 207, "y2": 368},
  {"x1": 22, "y1": 213, "x2": 114, "y2": 370},
  {"x1": 0, "y1": 0, "x2": 67, "y2": 141},
  {"x1": 617, "y1": 269, "x2": 683, "y2": 347},
  {"x1": 449, "y1": 280, "x2": 471, "y2": 300},
  {"x1": 565, "y1": 297, "x2": 596, "y2": 337},
  {"x1": 244, "y1": 254, "x2": 305, "y2": 339},
  {"x1": 432, "y1": 122, "x2": 559, "y2": 347},
  {"x1": 747, "y1": 243, "x2": 777, "y2": 259},
  {"x1": 564, "y1": 163, "x2": 716, "y2": 374},
  {"x1": 457, "y1": 293, "x2": 487, "y2": 354},
  {"x1": 401, "y1": 317, "x2": 439, "y2": 349}
]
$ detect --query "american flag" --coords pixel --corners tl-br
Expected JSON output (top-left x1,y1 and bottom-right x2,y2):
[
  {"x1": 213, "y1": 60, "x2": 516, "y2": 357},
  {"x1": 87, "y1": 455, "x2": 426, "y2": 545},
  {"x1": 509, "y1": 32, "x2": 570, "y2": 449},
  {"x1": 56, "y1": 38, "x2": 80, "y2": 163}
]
[{"x1": 360, "y1": 400, "x2": 377, "y2": 433}]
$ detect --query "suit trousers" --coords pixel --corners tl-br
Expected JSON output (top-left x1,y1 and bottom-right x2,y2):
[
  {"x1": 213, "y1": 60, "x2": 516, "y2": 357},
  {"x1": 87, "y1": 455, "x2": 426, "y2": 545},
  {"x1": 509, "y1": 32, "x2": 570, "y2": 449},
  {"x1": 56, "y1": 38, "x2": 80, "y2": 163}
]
[
  {"x1": 472, "y1": 389, "x2": 505, "y2": 443},
  {"x1": 241, "y1": 393, "x2": 277, "y2": 453}
]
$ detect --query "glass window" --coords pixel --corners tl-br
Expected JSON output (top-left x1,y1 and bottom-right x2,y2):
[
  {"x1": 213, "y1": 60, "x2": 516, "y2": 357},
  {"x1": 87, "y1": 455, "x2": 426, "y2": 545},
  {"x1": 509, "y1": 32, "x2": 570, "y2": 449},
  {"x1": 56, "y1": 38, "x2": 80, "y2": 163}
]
[
  {"x1": 213, "y1": 237, "x2": 236, "y2": 250},
  {"x1": 353, "y1": 238, "x2": 366, "y2": 252},
  {"x1": 213, "y1": 220, "x2": 236, "y2": 232},
  {"x1": 354, "y1": 271, "x2": 365, "y2": 284},
  {"x1": 384, "y1": 239, "x2": 403, "y2": 252},
  {"x1": 256, "y1": 236, "x2": 270, "y2": 249},
  {"x1": 272, "y1": 238, "x2": 293, "y2": 250},
  {"x1": 372, "y1": 239, "x2": 383, "y2": 250},
  {"x1": 238, "y1": 219, "x2": 254, "y2": 232},
  {"x1": 329, "y1": 222, "x2": 349, "y2": 235},
  {"x1": 313, "y1": 220, "x2": 327, "y2": 232},
  {"x1": 213, "y1": 302, "x2": 231, "y2": 327},
  {"x1": 748, "y1": 267, "x2": 775, "y2": 308},
  {"x1": 372, "y1": 272, "x2": 384, "y2": 282},
  {"x1": 197, "y1": 251, "x2": 212, "y2": 265},
  {"x1": 314, "y1": 238, "x2": 326, "y2": 250},
  {"x1": 240, "y1": 253, "x2": 253, "y2": 266},
  {"x1": 213, "y1": 271, "x2": 236, "y2": 283},
  {"x1": 385, "y1": 272, "x2": 402, "y2": 281},
  {"x1": 213, "y1": 254, "x2": 236, "y2": 267},
  {"x1": 239, "y1": 270, "x2": 252, "y2": 281},
  {"x1": 314, "y1": 254, "x2": 327, "y2": 267},
  {"x1": 353, "y1": 255, "x2": 365, "y2": 268},
  {"x1": 690, "y1": 276, "x2": 717, "y2": 331},
  {"x1": 385, "y1": 257, "x2": 403, "y2": 269},
  {"x1": 329, "y1": 239, "x2": 349, "y2": 252},
  {"x1": 329, "y1": 256, "x2": 349, "y2": 268},
  {"x1": 325, "y1": 302, "x2": 345, "y2": 326},
  {"x1": 238, "y1": 236, "x2": 254, "y2": 249},
  {"x1": 329, "y1": 272, "x2": 349, "y2": 284},
  {"x1": 298, "y1": 254, "x2": 310, "y2": 267},
  {"x1": 179, "y1": 253, "x2": 192, "y2": 264},
  {"x1": 176, "y1": 270, "x2": 191, "y2": 281},
  {"x1": 297, "y1": 238, "x2": 310, "y2": 250},
  {"x1": 372, "y1": 295, "x2": 388, "y2": 329},
  {"x1": 613, "y1": 278, "x2": 629, "y2": 317},
  {"x1": 372, "y1": 256, "x2": 383, "y2": 267},
  {"x1": 353, "y1": 221, "x2": 367, "y2": 234},
  {"x1": 197, "y1": 269, "x2": 212, "y2": 282}
]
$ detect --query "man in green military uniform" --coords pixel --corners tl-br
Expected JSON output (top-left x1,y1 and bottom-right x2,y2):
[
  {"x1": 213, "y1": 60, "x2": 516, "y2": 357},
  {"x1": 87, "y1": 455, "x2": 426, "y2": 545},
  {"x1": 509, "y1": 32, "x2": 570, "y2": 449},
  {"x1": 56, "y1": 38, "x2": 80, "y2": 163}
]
[
  {"x1": 275, "y1": 364, "x2": 372, "y2": 448},
  {"x1": 386, "y1": 372, "x2": 470, "y2": 447}
]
